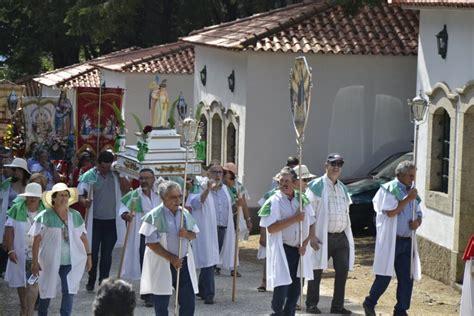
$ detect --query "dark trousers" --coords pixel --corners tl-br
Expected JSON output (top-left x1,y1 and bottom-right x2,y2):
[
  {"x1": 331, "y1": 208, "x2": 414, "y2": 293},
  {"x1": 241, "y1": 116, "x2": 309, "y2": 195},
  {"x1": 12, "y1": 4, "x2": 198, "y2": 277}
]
[
  {"x1": 0, "y1": 246, "x2": 8, "y2": 273},
  {"x1": 153, "y1": 257, "x2": 195, "y2": 316},
  {"x1": 364, "y1": 237, "x2": 414, "y2": 316},
  {"x1": 38, "y1": 265, "x2": 73, "y2": 316},
  {"x1": 306, "y1": 232, "x2": 349, "y2": 310},
  {"x1": 198, "y1": 266, "x2": 215, "y2": 299},
  {"x1": 88, "y1": 218, "x2": 117, "y2": 285},
  {"x1": 217, "y1": 226, "x2": 226, "y2": 252},
  {"x1": 271, "y1": 244, "x2": 300, "y2": 316}
]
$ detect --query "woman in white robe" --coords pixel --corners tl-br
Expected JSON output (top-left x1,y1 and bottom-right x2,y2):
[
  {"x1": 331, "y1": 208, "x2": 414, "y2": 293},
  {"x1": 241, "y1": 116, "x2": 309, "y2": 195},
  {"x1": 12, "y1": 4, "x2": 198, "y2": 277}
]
[
  {"x1": 3, "y1": 183, "x2": 44, "y2": 316},
  {"x1": 29, "y1": 183, "x2": 92, "y2": 316}
]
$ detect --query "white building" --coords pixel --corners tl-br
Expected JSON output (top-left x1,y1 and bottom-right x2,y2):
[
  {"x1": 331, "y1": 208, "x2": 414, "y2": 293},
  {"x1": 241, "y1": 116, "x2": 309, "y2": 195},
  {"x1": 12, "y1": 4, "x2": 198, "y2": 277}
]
[
  {"x1": 33, "y1": 43, "x2": 195, "y2": 143},
  {"x1": 182, "y1": 1, "x2": 418, "y2": 210},
  {"x1": 391, "y1": 0, "x2": 474, "y2": 286}
]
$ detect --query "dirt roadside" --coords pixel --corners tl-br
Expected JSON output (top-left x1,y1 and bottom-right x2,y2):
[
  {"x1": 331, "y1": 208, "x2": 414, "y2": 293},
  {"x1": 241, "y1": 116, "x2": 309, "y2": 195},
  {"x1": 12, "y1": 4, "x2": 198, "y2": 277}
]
[{"x1": 241, "y1": 233, "x2": 461, "y2": 315}]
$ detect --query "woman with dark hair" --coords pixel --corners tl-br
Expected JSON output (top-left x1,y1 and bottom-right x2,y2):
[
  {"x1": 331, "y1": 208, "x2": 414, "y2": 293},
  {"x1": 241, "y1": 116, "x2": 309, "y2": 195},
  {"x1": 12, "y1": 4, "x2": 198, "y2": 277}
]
[
  {"x1": 29, "y1": 183, "x2": 92, "y2": 316},
  {"x1": 93, "y1": 278, "x2": 136, "y2": 316}
]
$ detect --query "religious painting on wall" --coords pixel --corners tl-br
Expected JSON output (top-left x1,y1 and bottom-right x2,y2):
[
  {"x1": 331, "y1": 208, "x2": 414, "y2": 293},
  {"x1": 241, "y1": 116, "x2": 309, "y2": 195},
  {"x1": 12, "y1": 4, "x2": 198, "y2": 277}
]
[{"x1": 76, "y1": 87, "x2": 124, "y2": 155}]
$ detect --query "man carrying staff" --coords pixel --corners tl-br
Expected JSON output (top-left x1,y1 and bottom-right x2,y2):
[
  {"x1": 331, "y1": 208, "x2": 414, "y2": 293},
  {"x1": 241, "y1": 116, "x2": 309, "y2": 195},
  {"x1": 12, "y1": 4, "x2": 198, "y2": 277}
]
[
  {"x1": 119, "y1": 168, "x2": 161, "y2": 307},
  {"x1": 188, "y1": 162, "x2": 236, "y2": 305},
  {"x1": 78, "y1": 151, "x2": 126, "y2": 291},
  {"x1": 305, "y1": 153, "x2": 354, "y2": 315},
  {"x1": 259, "y1": 167, "x2": 314, "y2": 316},
  {"x1": 140, "y1": 181, "x2": 199, "y2": 316},
  {"x1": 363, "y1": 160, "x2": 422, "y2": 316}
]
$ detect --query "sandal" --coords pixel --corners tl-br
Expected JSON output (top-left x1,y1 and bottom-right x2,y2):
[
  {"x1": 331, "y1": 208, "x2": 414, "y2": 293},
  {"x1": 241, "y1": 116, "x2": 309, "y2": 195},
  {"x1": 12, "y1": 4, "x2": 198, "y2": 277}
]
[{"x1": 257, "y1": 286, "x2": 266, "y2": 292}]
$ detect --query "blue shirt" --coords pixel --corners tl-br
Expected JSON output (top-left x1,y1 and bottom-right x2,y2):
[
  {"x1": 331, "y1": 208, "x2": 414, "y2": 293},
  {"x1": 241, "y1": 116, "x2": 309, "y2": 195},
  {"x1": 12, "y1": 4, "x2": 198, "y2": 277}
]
[
  {"x1": 395, "y1": 180, "x2": 422, "y2": 237},
  {"x1": 145, "y1": 207, "x2": 189, "y2": 258}
]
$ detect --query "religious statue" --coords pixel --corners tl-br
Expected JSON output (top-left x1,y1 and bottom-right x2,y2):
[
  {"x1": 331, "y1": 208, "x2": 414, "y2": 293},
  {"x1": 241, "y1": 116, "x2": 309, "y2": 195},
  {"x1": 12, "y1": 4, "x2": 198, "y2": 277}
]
[
  {"x1": 54, "y1": 91, "x2": 73, "y2": 139},
  {"x1": 149, "y1": 76, "x2": 170, "y2": 129}
]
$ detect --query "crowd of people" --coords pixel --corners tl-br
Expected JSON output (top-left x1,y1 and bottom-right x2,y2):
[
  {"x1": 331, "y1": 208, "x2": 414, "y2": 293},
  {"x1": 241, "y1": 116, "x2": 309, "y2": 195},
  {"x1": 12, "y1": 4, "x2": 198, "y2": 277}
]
[{"x1": 0, "y1": 141, "x2": 424, "y2": 316}]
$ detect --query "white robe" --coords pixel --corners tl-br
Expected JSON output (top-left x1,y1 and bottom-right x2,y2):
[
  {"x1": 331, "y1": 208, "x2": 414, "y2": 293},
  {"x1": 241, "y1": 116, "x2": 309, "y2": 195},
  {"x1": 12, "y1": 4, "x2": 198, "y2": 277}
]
[
  {"x1": 0, "y1": 185, "x2": 11, "y2": 243},
  {"x1": 190, "y1": 185, "x2": 236, "y2": 270},
  {"x1": 139, "y1": 221, "x2": 199, "y2": 295},
  {"x1": 460, "y1": 259, "x2": 474, "y2": 316},
  {"x1": 78, "y1": 172, "x2": 125, "y2": 247},
  {"x1": 260, "y1": 191, "x2": 314, "y2": 290},
  {"x1": 372, "y1": 188, "x2": 422, "y2": 280},
  {"x1": 28, "y1": 212, "x2": 87, "y2": 299},
  {"x1": 119, "y1": 188, "x2": 161, "y2": 280},
  {"x1": 306, "y1": 179, "x2": 355, "y2": 271},
  {"x1": 4, "y1": 218, "x2": 29, "y2": 287}
]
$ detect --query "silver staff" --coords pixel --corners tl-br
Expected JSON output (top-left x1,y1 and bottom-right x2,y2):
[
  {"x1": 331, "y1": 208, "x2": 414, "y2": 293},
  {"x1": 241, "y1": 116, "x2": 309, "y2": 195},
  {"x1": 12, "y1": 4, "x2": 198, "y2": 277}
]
[
  {"x1": 407, "y1": 90, "x2": 428, "y2": 279},
  {"x1": 174, "y1": 117, "x2": 201, "y2": 316},
  {"x1": 289, "y1": 56, "x2": 313, "y2": 310}
]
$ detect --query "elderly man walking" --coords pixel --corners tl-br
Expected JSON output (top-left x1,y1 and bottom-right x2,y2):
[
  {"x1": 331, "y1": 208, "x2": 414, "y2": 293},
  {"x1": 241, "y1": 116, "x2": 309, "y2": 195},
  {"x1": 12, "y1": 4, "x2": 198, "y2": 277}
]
[
  {"x1": 305, "y1": 153, "x2": 355, "y2": 315},
  {"x1": 363, "y1": 160, "x2": 423, "y2": 316},
  {"x1": 140, "y1": 181, "x2": 199, "y2": 316}
]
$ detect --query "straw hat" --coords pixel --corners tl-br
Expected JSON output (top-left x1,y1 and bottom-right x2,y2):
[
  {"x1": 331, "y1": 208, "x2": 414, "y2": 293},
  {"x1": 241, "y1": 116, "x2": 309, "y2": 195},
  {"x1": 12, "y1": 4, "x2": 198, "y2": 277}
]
[
  {"x1": 4, "y1": 158, "x2": 31, "y2": 174},
  {"x1": 18, "y1": 183, "x2": 42, "y2": 198},
  {"x1": 293, "y1": 164, "x2": 316, "y2": 180},
  {"x1": 42, "y1": 183, "x2": 78, "y2": 208}
]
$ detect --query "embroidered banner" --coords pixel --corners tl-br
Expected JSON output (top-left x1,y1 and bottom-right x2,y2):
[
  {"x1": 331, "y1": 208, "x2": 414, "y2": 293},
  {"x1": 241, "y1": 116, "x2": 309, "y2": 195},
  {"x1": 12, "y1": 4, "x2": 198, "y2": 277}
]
[
  {"x1": 76, "y1": 87, "x2": 124, "y2": 156},
  {"x1": 0, "y1": 83, "x2": 24, "y2": 138},
  {"x1": 22, "y1": 97, "x2": 57, "y2": 147}
]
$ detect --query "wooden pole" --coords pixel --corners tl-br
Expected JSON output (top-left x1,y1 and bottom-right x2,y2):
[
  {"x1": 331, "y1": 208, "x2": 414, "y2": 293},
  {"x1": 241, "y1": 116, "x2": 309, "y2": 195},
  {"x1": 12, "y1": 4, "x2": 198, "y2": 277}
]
[
  {"x1": 174, "y1": 146, "x2": 189, "y2": 316},
  {"x1": 232, "y1": 186, "x2": 242, "y2": 302},
  {"x1": 117, "y1": 191, "x2": 136, "y2": 279},
  {"x1": 298, "y1": 140, "x2": 304, "y2": 311}
]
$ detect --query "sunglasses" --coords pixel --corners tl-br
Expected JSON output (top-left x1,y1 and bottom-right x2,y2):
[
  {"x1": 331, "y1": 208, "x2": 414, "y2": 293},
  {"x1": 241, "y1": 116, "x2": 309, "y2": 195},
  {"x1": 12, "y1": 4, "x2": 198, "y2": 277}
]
[{"x1": 330, "y1": 161, "x2": 344, "y2": 167}]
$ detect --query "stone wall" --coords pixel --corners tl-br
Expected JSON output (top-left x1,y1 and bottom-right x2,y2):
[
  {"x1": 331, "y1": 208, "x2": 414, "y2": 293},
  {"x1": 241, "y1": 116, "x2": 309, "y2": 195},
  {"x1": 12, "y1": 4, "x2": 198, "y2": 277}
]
[{"x1": 417, "y1": 235, "x2": 452, "y2": 285}]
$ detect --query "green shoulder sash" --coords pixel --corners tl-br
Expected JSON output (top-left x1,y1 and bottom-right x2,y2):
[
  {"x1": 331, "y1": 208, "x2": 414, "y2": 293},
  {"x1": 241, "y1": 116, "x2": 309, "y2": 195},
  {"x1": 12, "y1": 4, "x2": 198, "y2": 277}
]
[
  {"x1": 121, "y1": 189, "x2": 143, "y2": 213},
  {"x1": 381, "y1": 180, "x2": 422, "y2": 203},
  {"x1": 34, "y1": 208, "x2": 84, "y2": 228},
  {"x1": 7, "y1": 200, "x2": 46, "y2": 222},
  {"x1": 308, "y1": 176, "x2": 350, "y2": 200},
  {"x1": 142, "y1": 205, "x2": 196, "y2": 232},
  {"x1": 258, "y1": 190, "x2": 309, "y2": 217},
  {"x1": 0, "y1": 177, "x2": 11, "y2": 191},
  {"x1": 78, "y1": 167, "x2": 98, "y2": 184}
]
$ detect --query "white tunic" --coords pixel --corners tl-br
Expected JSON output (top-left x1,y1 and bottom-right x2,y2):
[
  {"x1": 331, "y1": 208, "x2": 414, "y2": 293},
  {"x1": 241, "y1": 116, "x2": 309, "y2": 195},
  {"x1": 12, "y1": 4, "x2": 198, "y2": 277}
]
[
  {"x1": 460, "y1": 259, "x2": 474, "y2": 316},
  {"x1": 189, "y1": 185, "x2": 236, "y2": 270},
  {"x1": 306, "y1": 177, "x2": 355, "y2": 271},
  {"x1": 78, "y1": 171, "x2": 125, "y2": 247},
  {"x1": 28, "y1": 212, "x2": 87, "y2": 299},
  {"x1": 372, "y1": 187, "x2": 422, "y2": 280},
  {"x1": 4, "y1": 217, "x2": 32, "y2": 287},
  {"x1": 260, "y1": 191, "x2": 314, "y2": 290},
  {"x1": 139, "y1": 221, "x2": 199, "y2": 295},
  {"x1": 119, "y1": 188, "x2": 161, "y2": 280}
]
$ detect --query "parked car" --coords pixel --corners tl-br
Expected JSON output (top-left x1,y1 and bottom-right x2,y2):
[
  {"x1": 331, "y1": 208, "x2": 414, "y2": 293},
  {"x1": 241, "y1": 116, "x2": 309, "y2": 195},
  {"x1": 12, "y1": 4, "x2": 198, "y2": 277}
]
[{"x1": 347, "y1": 151, "x2": 413, "y2": 234}]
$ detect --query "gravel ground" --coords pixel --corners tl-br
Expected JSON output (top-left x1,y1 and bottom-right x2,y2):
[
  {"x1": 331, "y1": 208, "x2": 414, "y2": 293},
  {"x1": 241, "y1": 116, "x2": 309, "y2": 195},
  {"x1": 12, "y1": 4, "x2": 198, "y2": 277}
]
[{"x1": 0, "y1": 233, "x2": 461, "y2": 315}]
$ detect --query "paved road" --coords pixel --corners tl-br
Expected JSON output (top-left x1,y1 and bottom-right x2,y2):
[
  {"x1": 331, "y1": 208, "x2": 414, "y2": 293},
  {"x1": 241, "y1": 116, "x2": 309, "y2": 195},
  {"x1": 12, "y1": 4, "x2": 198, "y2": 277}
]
[{"x1": 0, "y1": 237, "x2": 364, "y2": 315}]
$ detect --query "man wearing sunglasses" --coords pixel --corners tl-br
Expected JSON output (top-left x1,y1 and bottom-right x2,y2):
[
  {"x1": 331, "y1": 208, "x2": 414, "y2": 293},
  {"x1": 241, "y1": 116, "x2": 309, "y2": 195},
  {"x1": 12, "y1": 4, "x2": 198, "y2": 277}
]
[{"x1": 305, "y1": 153, "x2": 355, "y2": 315}]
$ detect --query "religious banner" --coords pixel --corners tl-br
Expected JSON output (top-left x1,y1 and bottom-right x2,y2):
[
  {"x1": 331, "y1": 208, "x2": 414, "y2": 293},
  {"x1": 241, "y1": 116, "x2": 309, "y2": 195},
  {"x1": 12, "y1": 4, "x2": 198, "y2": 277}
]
[
  {"x1": 0, "y1": 82, "x2": 24, "y2": 138},
  {"x1": 22, "y1": 97, "x2": 57, "y2": 148},
  {"x1": 76, "y1": 87, "x2": 124, "y2": 155}
]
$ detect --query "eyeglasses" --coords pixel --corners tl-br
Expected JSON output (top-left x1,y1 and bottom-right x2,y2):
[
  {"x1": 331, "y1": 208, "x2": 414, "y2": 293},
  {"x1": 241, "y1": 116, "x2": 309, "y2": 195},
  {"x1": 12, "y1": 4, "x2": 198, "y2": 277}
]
[
  {"x1": 210, "y1": 171, "x2": 223, "y2": 175},
  {"x1": 302, "y1": 178, "x2": 311, "y2": 183},
  {"x1": 330, "y1": 161, "x2": 344, "y2": 167}
]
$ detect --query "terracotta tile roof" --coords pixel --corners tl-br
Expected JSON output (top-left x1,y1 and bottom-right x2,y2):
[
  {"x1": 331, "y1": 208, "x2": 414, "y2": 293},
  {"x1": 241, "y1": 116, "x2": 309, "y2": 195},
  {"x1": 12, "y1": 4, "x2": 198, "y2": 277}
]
[
  {"x1": 182, "y1": 1, "x2": 419, "y2": 55},
  {"x1": 15, "y1": 76, "x2": 40, "y2": 96},
  {"x1": 389, "y1": 0, "x2": 474, "y2": 8},
  {"x1": 91, "y1": 42, "x2": 194, "y2": 74}
]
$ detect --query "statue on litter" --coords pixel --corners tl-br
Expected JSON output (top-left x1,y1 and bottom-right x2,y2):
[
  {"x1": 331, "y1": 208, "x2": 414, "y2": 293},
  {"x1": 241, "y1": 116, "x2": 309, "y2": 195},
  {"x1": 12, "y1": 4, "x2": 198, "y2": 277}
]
[{"x1": 149, "y1": 76, "x2": 170, "y2": 129}]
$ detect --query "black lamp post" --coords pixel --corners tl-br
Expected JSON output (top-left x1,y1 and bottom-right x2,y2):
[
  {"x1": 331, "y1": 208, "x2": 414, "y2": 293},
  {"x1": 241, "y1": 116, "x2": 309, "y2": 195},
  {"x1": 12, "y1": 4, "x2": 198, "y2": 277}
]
[
  {"x1": 436, "y1": 25, "x2": 448, "y2": 59},
  {"x1": 200, "y1": 65, "x2": 207, "y2": 86},
  {"x1": 228, "y1": 70, "x2": 235, "y2": 92}
]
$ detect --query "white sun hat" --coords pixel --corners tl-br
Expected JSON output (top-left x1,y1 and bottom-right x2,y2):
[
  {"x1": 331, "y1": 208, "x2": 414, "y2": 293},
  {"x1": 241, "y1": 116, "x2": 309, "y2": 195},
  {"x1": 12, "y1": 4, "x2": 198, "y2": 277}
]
[
  {"x1": 18, "y1": 183, "x2": 43, "y2": 198},
  {"x1": 4, "y1": 158, "x2": 31, "y2": 174},
  {"x1": 293, "y1": 164, "x2": 316, "y2": 180},
  {"x1": 42, "y1": 183, "x2": 78, "y2": 208}
]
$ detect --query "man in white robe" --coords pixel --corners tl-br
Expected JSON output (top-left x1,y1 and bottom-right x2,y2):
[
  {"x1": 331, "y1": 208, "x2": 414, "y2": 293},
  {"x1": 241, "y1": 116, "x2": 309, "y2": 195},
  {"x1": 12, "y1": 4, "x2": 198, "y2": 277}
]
[
  {"x1": 119, "y1": 168, "x2": 161, "y2": 306},
  {"x1": 305, "y1": 153, "x2": 355, "y2": 315},
  {"x1": 363, "y1": 160, "x2": 423, "y2": 316},
  {"x1": 259, "y1": 167, "x2": 314, "y2": 316},
  {"x1": 139, "y1": 181, "x2": 199, "y2": 316},
  {"x1": 460, "y1": 235, "x2": 474, "y2": 316},
  {"x1": 188, "y1": 163, "x2": 236, "y2": 305}
]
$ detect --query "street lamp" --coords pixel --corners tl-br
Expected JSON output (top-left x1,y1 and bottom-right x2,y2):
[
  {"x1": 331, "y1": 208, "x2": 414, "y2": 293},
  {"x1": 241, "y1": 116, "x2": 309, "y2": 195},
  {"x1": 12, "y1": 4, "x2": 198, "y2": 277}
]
[{"x1": 407, "y1": 90, "x2": 428, "y2": 280}]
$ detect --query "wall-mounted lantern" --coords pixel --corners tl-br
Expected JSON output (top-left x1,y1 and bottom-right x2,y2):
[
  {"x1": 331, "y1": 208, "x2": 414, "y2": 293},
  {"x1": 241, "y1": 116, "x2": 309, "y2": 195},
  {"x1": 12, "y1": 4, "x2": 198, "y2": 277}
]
[
  {"x1": 228, "y1": 70, "x2": 235, "y2": 92},
  {"x1": 436, "y1": 25, "x2": 448, "y2": 59}
]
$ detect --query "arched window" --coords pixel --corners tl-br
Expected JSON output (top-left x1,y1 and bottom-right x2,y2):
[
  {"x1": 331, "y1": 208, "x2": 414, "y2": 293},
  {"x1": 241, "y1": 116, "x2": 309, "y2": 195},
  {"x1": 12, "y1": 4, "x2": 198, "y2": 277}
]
[
  {"x1": 226, "y1": 122, "x2": 236, "y2": 163},
  {"x1": 429, "y1": 108, "x2": 450, "y2": 193},
  {"x1": 211, "y1": 113, "x2": 222, "y2": 162}
]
